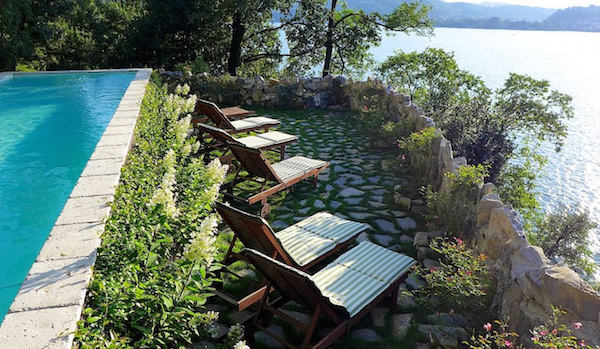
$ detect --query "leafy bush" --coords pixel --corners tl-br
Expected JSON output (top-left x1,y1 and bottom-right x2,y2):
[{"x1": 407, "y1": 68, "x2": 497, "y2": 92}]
[
  {"x1": 75, "y1": 81, "x2": 228, "y2": 347},
  {"x1": 411, "y1": 237, "x2": 490, "y2": 314},
  {"x1": 426, "y1": 164, "x2": 487, "y2": 236},
  {"x1": 399, "y1": 127, "x2": 440, "y2": 186},
  {"x1": 465, "y1": 321, "x2": 519, "y2": 349}
]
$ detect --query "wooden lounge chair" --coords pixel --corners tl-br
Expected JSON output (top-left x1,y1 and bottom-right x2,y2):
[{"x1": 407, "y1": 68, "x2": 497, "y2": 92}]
[
  {"x1": 222, "y1": 143, "x2": 329, "y2": 216},
  {"x1": 215, "y1": 202, "x2": 370, "y2": 310},
  {"x1": 196, "y1": 123, "x2": 297, "y2": 161},
  {"x1": 242, "y1": 242, "x2": 416, "y2": 348},
  {"x1": 194, "y1": 99, "x2": 279, "y2": 133}
]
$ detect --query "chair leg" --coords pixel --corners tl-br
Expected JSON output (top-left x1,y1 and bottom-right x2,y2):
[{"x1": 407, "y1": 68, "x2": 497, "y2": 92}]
[
  {"x1": 301, "y1": 306, "x2": 321, "y2": 348},
  {"x1": 280, "y1": 145, "x2": 286, "y2": 160},
  {"x1": 312, "y1": 175, "x2": 318, "y2": 189}
]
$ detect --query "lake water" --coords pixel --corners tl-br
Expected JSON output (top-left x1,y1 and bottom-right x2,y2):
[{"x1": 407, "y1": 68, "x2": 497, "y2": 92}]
[{"x1": 370, "y1": 27, "x2": 600, "y2": 266}]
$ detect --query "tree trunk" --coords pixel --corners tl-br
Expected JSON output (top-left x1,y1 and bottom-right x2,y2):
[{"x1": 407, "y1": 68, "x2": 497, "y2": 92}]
[
  {"x1": 228, "y1": 12, "x2": 245, "y2": 76},
  {"x1": 322, "y1": 0, "x2": 337, "y2": 77}
]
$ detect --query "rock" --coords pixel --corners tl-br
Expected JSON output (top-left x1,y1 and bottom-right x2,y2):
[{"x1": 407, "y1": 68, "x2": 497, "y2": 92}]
[
  {"x1": 348, "y1": 212, "x2": 373, "y2": 220},
  {"x1": 271, "y1": 220, "x2": 288, "y2": 230},
  {"x1": 411, "y1": 205, "x2": 427, "y2": 215},
  {"x1": 394, "y1": 193, "x2": 412, "y2": 211},
  {"x1": 375, "y1": 219, "x2": 396, "y2": 233},
  {"x1": 406, "y1": 274, "x2": 425, "y2": 290},
  {"x1": 313, "y1": 199, "x2": 326, "y2": 209},
  {"x1": 330, "y1": 201, "x2": 341, "y2": 209},
  {"x1": 423, "y1": 259, "x2": 440, "y2": 270},
  {"x1": 266, "y1": 78, "x2": 280, "y2": 87},
  {"x1": 396, "y1": 285, "x2": 417, "y2": 310},
  {"x1": 425, "y1": 313, "x2": 468, "y2": 327},
  {"x1": 400, "y1": 235, "x2": 414, "y2": 244},
  {"x1": 418, "y1": 325, "x2": 468, "y2": 348},
  {"x1": 394, "y1": 184, "x2": 403, "y2": 193},
  {"x1": 255, "y1": 324, "x2": 285, "y2": 348},
  {"x1": 370, "y1": 307, "x2": 389, "y2": 327},
  {"x1": 339, "y1": 187, "x2": 365, "y2": 197},
  {"x1": 412, "y1": 199, "x2": 424, "y2": 206},
  {"x1": 413, "y1": 232, "x2": 429, "y2": 248},
  {"x1": 392, "y1": 313, "x2": 413, "y2": 340},
  {"x1": 356, "y1": 232, "x2": 370, "y2": 243},
  {"x1": 373, "y1": 234, "x2": 394, "y2": 246},
  {"x1": 280, "y1": 309, "x2": 312, "y2": 326},
  {"x1": 417, "y1": 247, "x2": 437, "y2": 261},
  {"x1": 397, "y1": 217, "x2": 417, "y2": 230},
  {"x1": 228, "y1": 310, "x2": 253, "y2": 324},
  {"x1": 194, "y1": 341, "x2": 216, "y2": 349},
  {"x1": 350, "y1": 328, "x2": 382, "y2": 342}
]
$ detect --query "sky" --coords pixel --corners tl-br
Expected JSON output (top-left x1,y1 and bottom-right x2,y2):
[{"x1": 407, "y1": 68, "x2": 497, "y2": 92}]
[{"x1": 443, "y1": 0, "x2": 600, "y2": 9}]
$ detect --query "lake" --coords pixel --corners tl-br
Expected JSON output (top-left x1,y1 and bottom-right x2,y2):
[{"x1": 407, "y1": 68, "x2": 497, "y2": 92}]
[{"x1": 370, "y1": 27, "x2": 600, "y2": 266}]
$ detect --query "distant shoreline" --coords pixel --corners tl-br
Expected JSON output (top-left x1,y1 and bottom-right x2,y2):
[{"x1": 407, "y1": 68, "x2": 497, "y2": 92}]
[{"x1": 434, "y1": 24, "x2": 600, "y2": 33}]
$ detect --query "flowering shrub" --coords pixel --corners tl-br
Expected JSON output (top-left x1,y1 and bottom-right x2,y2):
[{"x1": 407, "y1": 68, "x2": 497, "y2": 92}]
[
  {"x1": 465, "y1": 321, "x2": 520, "y2": 349},
  {"x1": 465, "y1": 307, "x2": 593, "y2": 349},
  {"x1": 411, "y1": 237, "x2": 490, "y2": 313},
  {"x1": 75, "y1": 81, "x2": 228, "y2": 347},
  {"x1": 399, "y1": 127, "x2": 440, "y2": 186}
]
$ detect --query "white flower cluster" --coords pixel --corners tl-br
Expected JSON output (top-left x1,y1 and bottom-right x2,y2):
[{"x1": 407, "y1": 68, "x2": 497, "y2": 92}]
[
  {"x1": 233, "y1": 340, "x2": 250, "y2": 349},
  {"x1": 164, "y1": 92, "x2": 196, "y2": 117},
  {"x1": 174, "y1": 84, "x2": 191, "y2": 96},
  {"x1": 174, "y1": 115, "x2": 191, "y2": 146},
  {"x1": 183, "y1": 214, "x2": 219, "y2": 265},
  {"x1": 149, "y1": 149, "x2": 179, "y2": 218},
  {"x1": 199, "y1": 159, "x2": 229, "y2": 205}
]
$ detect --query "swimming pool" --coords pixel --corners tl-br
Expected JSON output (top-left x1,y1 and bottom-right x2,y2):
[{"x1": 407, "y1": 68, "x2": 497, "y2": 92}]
[{"x1": 0, "y1": 71, "x2": 136, "y2": 323}]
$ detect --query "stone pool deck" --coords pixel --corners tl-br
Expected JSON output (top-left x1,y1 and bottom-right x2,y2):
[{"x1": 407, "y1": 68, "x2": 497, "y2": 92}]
[
  {"x1": 213, "y1": 110, "x2": 442, "y2": 348},
  {"x1": 0, "y1": 69, "x2": 151, "y2": 348}
]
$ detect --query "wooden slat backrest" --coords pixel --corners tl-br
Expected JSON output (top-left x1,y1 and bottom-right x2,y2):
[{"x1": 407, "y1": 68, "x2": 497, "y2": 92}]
[
  {"x1": 228, "y1": 143, "x2": 282, "y2": 183},
  {"x1": 196, "y1": 99, "x2": 234, "y2": 129},
  {"x1": 242, "y1": 248, "x2": 348, "y2": 319},
  {"x1": 196, "y1": 123, "x2": 238, "y2": 144},
  {"x1": 216, "y1": 202, "x2": 295, "y2": 266}
]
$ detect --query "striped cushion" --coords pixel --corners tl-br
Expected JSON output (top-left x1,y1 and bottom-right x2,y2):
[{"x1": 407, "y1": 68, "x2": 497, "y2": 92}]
[
  {"x1": 271, "y1": 156, "x2": 328, "y2": 182},
  {"x1": 274, "y1": 213, "x2": 369, "y2": 267},
  {"x1": 311, "y1": 242, "x2": 416, "y2": 317},
  {"x1": 236, "y1": 131, "x2": 298, "y2": 149},
  {"x1": 231, "y1": 116, "x2": 280, "y2": 131}
]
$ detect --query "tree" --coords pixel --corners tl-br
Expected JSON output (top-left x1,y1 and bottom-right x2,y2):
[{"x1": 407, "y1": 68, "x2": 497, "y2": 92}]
[
  {"x1": 377, "y1": 48, "x2": 573, "y2": 181},
  {"x1": 284, "y1": 0, "x2": 433, "y2": 77},
  {"x1": 528, "y1": 207, "x2": 597, "y2": 278}
]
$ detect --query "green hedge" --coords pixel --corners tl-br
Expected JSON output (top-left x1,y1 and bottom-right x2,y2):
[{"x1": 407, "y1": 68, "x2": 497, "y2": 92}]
[{"x1": 75, "y1": 79, "x2": 228, "y2": 347}]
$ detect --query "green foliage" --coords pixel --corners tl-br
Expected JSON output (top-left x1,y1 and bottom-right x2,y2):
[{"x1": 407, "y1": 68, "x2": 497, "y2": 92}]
[
  {"x1": 74, "y1": 82, "x2": 228, "y2": 347},
  {"x1": 283, "y1": 0, "x2": 432, "y2": 77},
  {"x1": 377, "y1": 48, "x2": 573, "y2": 182},
  {"x1": 399, "y1": 127, "x2": 440, "y2": 186},
  {"x1": 465, "y1": 307, "x2": 592, "y2": 348},
  {"x1": 528, "y1": 207, "x2": 598, "y2": 279},
  {"x1": 464, "y1": 321, "x2": 519, "y2": 349},
  {"x1": 426, "y1": 165, "x2": 488, "y2": 236},
  {"x1": 412, "y1": 237, "x2": 490, "y2": 313}
]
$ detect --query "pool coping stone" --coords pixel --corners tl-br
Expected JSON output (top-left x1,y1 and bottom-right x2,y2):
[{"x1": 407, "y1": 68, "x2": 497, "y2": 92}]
[{"x1": 0, "y1": 68, "x2": 152, "y2": 348}]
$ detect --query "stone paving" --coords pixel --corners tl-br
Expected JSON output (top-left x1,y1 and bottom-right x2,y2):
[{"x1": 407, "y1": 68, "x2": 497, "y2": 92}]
[{"x1": 212, "y1": 109, "x2": 466, "y2": 348}]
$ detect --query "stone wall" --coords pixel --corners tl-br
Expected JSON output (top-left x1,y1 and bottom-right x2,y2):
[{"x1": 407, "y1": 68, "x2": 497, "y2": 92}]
[{"x1": 173, "y1": 73, "x2": 600, "y2": 343}]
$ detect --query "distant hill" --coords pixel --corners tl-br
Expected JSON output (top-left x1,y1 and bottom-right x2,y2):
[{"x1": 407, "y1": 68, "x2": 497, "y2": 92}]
[
  {"x1": 274, "y1": 1, "x2": 600, "y2": 33},
  {"x1": 346, "y1": 0, "x2": 555, "y2": 22},
  {"x1": 543, "y1": 5, "x2": 600, "y2": 31}
]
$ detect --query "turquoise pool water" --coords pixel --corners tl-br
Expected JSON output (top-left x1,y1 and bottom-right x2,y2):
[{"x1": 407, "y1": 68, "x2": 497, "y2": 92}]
[{"x1": 0, "y1": 72, "x2": 135, "y2": 323}]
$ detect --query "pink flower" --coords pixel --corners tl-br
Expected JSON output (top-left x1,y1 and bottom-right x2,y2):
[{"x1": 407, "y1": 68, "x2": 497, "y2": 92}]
[
  {"x1": 531, "y1": 336, "x2": 539, "y2": 342},
  {"x1": 449, "y1": 308, "x2": 455, "y2": 315},
  {"x1": 504, "y1": 340, "x2": 513, "y2": 348},
  {"x1": 400, "y1": 154, "x2": 406, "y2": 160},
  {"x1": 579, "y1": 340, "x2": 586, "y2": 347},
  {"x1": 574, "y1": 322, "x2": 583, "y2": 330},
  {"x1": 483, "y1": 323, "x2": 492, "y2": 332},
  {"x1": 455, "y1": 237, "x2": 464, "y2": 245},
  {"x1": 551, "y1": 329, "x2": 558, "y2": 335},
  {"x1": 466, "y1": 271, "x2": 472, "y2": 276},
  {"x1": 539, "y1": 330, "x2": 548, "y2": 336}
]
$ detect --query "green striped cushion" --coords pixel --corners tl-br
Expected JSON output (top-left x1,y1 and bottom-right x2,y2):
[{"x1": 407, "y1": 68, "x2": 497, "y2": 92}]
[
  {"x1": 333, "y1": 241, "x2": 416, "y2": 283},
  {"x1": 275, "y1": 226, "x2": 336, "y2": 267},
  {"x1": 295, "y1": 212, "x2": 370, "y2": 241},
  {"x1": 311, "y1": 242, "x2": 416, "y2": 317},
  {"x1": 274, "y1": 213, "x2": 369, "y2": 267}
]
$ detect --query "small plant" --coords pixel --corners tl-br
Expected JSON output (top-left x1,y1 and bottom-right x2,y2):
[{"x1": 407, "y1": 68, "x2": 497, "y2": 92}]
[
  {"x1": 426, "y1": 164, "x2": 487, "y2": 236},
  {"x1": 399, "y1": 127, "x2": 440, "y2": 186},
  {"x1": 530, "y1": 306, "x2": 591, "y2": 348},
  {"x1": 412, "y1": 237, "x2": 489, "y2": 313},
  {"x1": 465, "y1": 321, "x2": 520, "y2": 348}
]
